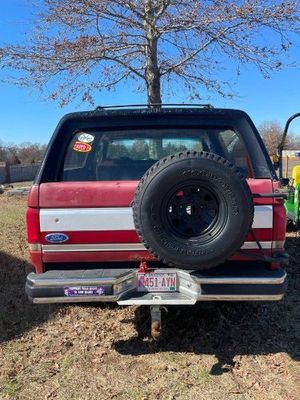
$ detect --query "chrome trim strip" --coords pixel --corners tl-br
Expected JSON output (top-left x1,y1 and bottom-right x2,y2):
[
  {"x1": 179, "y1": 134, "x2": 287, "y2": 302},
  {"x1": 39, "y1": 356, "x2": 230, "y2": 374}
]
[
  {"x1": 27, "y1": 272, "x2": 136, "y2": 287},
  {"x1": 118, "y1": 297, "x2": 196, "y2": 305},
  {"x1": 32, "y1": 296, "x2": 118, "y2": 304},
  {"x1": 42, "y1": 243, "x2": 146, "y2": 252},
  {"x1": 42, "y1": 241, "x2": 274, "y2": 253},
  {"x1": 191, "y1": 271, "x2": 287, "y2": 285},
  {"x1": 196, "y1": 294, "x2": 284, "y2": 301},
  {"x1": 272, "y1": 240, "x2": 285, "y2": 249},
  {"x1": 29, "y1": 243, "x2": 42, "y2": 251},
  {"x1": 241, "y1": 241, "x2": 272, "y2": 249},
  {"x1": 32, "y1": 294, "x2": 284, "y2": 304},
  {"x1": 28, "y1": 269, "x2": 286, "y2": 289}
]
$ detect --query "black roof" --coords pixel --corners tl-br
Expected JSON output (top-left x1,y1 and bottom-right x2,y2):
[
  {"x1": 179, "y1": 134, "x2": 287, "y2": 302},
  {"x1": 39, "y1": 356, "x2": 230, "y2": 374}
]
[
  {"x1": 36, "y1": 104, "x2": 276, "y2": 183},
  {"x1": 59, "y1": 104, "x2": 249, "y2": 123}
]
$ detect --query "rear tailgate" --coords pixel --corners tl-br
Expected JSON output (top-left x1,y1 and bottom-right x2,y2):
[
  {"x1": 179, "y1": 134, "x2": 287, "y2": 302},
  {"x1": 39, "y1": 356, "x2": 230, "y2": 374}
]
[{"x1": 35, "y1": 178, "x2": 284, "y2": 268}]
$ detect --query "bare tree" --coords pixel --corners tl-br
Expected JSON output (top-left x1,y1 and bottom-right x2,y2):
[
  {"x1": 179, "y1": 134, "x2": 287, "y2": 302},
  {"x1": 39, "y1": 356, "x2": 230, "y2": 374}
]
[
  {"x1": 0, "y1": 142, "x2": 46, "y2": 164},
  {"x1": 259, "y1": 120, "x2": 300, "y2": 155},
  {"x1": 0, "y1": 0, "x2": 299, "y2": 106},
  {"x1": 17, "y1": 143, "x2": 47, "y2": 164}
]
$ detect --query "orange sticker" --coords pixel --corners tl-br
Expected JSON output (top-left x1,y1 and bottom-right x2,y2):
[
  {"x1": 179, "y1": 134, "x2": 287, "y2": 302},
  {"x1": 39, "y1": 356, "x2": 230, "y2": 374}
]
[{"x1": 73, "y1": 141, "x2": 92, "y2": 153}]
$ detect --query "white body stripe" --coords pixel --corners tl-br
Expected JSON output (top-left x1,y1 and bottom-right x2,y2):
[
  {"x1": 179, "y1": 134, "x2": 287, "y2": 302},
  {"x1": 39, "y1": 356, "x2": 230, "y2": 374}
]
[
  {"x1": 40, "y1": 205, "x2": 273, "y2": 232},
  {"x1": 252, "y1": 205, "x2": 273, "y2": 229},
  {"x1": 40, "y1": 208, "x2": 135, "y2": 232},
  {"x1": 42, "y1": 241, "x2": 274, "y2": 253}
]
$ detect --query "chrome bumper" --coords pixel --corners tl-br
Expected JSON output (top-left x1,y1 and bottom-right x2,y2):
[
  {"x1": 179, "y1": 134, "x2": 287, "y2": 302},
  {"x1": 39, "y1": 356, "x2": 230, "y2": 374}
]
[{"x1": 26, "y1": 263, "x2": 287, "y2": 305}]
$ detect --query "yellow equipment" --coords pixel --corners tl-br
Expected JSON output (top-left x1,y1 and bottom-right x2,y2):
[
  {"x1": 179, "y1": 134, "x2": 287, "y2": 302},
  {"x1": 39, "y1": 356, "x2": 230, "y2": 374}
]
[{"x1": 292, "y1": 165, "x2": 300, "y2": 187}]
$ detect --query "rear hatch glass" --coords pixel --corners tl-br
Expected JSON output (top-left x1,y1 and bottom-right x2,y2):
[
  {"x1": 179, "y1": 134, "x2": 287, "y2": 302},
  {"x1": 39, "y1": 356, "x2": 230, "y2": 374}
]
[{"x1": 62, "y1": 128, "x2": 252, "y2": 181}]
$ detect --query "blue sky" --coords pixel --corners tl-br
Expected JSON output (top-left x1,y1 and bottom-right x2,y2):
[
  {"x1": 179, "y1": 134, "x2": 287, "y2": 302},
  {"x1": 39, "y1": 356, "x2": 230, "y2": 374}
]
[{"x1": 0, "y1": 0, "x2": 300, "y2": 145}]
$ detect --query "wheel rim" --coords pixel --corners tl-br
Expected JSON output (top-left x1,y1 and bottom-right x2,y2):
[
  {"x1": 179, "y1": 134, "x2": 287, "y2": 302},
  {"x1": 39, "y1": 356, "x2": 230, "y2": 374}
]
[{"x1": 165, "y1": 185, "x2": 219, "y2": 238}]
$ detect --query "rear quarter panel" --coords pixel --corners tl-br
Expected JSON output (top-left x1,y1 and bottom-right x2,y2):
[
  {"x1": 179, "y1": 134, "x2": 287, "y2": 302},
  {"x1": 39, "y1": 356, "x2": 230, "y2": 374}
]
[{"x1": 32, "y1": 179, "x2": 285, "y2": 270}]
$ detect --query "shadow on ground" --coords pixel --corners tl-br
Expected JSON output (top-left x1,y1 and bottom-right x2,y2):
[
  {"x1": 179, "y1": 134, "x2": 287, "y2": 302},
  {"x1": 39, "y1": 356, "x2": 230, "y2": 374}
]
[
  {"x1": 1, "y1": 235, "x2": 299, "y2": 373},
  {"x1": 0, "y1": 252, "x2": 59, "y2": 343},
  {"x1": 114, "y1": 235, "x2": 300, "y2": 372}
]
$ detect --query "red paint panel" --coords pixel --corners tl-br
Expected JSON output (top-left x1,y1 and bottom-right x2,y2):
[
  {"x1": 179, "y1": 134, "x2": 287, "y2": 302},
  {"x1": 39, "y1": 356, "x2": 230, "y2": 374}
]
[
  {"x1": 230, "y1": 248, "x2": 273, "y2": 261},
  {"x1": 273, "y1": 204, "x2": 286, "y2": 243},
  {"x1": 43, "y1": 249, "x2": 273, "y2": 264},
  {"x1": 27, "y1": 185, "x2": 39, "y2": 207},
  {"x1": 39, "y1": 181, "x2": 138, "y2": 208},
  {"x1": 39, "y1": 179, "x2": 276, "y2": 208},
  {"x1": 40, "y1": 228, "x2": 273, "y2": 245},
  {"x1": 42, "y1": 251, "x2": 156, "y2": 263},
  {"x1": 247, "y1": 178, "x2": 274, "y2": 205},
  {"x1": 41, "y1": 230, "x2": 140, "y2": 244},
  {"x1": 245, "y1": 228, "x2": 273, "y2": 242},
  {"x1": 272, "y1": 180, "x2": 286, "y2": 245}
]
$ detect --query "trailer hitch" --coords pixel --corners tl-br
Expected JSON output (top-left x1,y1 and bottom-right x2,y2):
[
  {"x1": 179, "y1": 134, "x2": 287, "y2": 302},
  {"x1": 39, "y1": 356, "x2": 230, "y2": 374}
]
[{"x1": 150, "y1": 303, "x2": 168, "y2": 340}]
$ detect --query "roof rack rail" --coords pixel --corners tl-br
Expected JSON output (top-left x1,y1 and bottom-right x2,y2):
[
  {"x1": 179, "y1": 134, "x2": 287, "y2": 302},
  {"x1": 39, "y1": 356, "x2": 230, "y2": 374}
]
[{"x1": 95, "y1": 103, "x2": 214, "y2": 111}]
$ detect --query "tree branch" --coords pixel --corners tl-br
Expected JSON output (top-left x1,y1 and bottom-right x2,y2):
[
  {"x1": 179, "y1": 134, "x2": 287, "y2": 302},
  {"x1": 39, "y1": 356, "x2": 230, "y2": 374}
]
[{"x1": 161, "y1": 23, "x2": 244, "y2": 76}]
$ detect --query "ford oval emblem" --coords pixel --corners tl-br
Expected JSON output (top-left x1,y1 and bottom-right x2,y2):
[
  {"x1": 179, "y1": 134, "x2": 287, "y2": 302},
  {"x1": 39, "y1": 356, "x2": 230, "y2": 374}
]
[{"x1": 45, "y1": 233, "x2": 69, "y2": 243}]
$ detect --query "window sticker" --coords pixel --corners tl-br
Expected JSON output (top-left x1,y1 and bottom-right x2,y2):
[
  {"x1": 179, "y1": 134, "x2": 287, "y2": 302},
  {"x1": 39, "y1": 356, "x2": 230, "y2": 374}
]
[
  {"x1": 77, "y1": 133, "x2": 94, "y2": 143},
  {"x1": 64, "y1": 286, "x2": 106, "y2": 297},
  {"x1": 73, "y1": 141, "x2": 92, "y2": 153}
]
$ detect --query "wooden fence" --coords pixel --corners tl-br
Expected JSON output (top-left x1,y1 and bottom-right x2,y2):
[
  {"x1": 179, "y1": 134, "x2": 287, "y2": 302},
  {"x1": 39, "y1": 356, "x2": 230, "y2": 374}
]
[{"x1": 0, "y1": 162, "x2": 41, "y2": 184}]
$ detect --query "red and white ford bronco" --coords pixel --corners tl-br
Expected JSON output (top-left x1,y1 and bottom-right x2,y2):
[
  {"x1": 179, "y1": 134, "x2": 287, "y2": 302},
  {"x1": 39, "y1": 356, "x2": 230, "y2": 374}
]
[{"x1": 26, "y1": 105, "x2": 288, "y2": 335}]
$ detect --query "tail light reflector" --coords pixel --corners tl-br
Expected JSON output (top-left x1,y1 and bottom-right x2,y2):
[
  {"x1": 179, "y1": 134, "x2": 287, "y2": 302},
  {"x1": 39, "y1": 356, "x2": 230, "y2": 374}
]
[{"x1": 26, "y1": 207, "x2": 40, "y2": 244}]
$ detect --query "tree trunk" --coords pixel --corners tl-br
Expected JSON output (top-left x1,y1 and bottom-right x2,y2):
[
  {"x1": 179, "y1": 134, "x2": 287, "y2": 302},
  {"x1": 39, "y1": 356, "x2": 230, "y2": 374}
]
[
  {"x1": 144, "y1": 1, "x2": 162, "y2": 107},
  {"x1": 145, "y1": 44, "x2": 161, "y2": 105}
]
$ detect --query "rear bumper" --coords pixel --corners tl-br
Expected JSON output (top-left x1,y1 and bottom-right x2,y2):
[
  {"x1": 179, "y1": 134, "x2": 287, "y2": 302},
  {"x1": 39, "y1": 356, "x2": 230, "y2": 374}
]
[{"x1": 26, "y1": 263, "x2": 288, "y2": 305}]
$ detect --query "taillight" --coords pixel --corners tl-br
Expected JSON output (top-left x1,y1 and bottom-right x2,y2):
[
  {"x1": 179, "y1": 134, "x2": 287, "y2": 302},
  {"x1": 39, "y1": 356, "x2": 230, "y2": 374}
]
[
  {"x1": 27, "y1": 184, "x2": 39, "y2": 207},
  {"x1": 26, "y1": 207, "x2": 40, "y2": 244},
  {"x1": 26, "y1": 186, "x2": 43, "y2": 272},
  {"x1": 273, "y1": 204, "x2": 286, "y2": 245}
]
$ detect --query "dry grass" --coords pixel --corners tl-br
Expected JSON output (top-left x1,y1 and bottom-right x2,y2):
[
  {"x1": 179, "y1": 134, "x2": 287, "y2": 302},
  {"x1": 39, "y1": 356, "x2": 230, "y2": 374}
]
[
  {"x1": 9, "y1": 182, "x2": 33, "y2": 189},
  {"x1": 0, "y1": 196, "x2": 299, "y2": 400}
]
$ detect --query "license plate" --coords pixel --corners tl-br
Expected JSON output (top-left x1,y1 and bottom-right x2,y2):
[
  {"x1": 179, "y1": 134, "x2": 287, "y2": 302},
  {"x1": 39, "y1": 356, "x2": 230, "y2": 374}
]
[{"x1": 137, "y1": 272, "x2": 177, "y2": 292}]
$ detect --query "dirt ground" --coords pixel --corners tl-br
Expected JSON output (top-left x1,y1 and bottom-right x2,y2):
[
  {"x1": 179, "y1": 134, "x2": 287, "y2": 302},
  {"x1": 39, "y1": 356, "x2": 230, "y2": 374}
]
[{"x1": 0, "y1": 196, "x2": 299, "y2": 400}]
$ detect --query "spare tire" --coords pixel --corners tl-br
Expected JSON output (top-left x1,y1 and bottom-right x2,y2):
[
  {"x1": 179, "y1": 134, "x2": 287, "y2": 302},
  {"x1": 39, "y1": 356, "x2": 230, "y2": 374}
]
[{"x1": 133, "y1": 151, "x2": 254, "y2": 270}]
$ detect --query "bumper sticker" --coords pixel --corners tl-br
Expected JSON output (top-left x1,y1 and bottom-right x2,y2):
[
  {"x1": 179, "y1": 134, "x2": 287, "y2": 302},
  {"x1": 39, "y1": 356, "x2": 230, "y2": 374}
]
[
  {"x1": 78, "y1": 133, "x2": 94, "y2": 143},
  {"x1": 64, "y1": 286, "x2": 106, "y2": 297},
  {"x1": 73, "y1": 141, "x2": 92, "y2": 153}
]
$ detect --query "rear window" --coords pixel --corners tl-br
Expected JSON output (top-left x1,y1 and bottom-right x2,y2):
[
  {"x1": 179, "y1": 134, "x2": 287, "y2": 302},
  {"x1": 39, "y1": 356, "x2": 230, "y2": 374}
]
[{"x1": 62, "y1": 128, "x2": 251, "y2": 181}]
